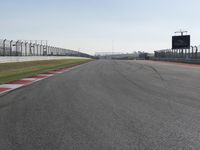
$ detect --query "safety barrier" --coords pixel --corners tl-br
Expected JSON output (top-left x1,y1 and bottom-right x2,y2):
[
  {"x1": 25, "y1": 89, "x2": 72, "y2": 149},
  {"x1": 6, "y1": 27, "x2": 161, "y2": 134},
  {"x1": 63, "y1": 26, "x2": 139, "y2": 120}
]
[
  {"x1": 153, "y1": 46, "x2": 200, "y2": 64},
  {"x1": 154, "y1": 46, "x2": 200, "y2": 59},
  {"x1": 0, "y1": 39, "x2": 92, "y2": 58}
]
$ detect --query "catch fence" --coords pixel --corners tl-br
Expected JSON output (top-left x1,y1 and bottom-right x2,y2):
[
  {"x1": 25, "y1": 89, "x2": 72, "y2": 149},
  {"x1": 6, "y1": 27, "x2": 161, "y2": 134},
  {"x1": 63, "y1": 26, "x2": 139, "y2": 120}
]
[{"x1": 0, "y1": 39, "x2": 92, "y2": 58}]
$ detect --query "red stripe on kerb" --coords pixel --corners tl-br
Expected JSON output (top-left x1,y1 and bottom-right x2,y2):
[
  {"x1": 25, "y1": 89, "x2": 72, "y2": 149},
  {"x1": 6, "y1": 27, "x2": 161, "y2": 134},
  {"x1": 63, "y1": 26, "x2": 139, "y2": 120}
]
[
  {"x1": 9, "y1": 80, "x2": 33, "y2": 84},
  {"x1": 0, "y1": 88, "x2": 10, "y2": 92},
  {"x1": 31, "y1": 75, "x2": 48, "y2": 78}
]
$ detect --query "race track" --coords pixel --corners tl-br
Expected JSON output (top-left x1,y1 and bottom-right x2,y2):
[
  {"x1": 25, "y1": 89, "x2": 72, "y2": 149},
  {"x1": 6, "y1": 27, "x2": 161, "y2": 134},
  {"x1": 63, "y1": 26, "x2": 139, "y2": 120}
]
[{"x1": 0, "y1": 60, "x2": 200, "y2": 149}]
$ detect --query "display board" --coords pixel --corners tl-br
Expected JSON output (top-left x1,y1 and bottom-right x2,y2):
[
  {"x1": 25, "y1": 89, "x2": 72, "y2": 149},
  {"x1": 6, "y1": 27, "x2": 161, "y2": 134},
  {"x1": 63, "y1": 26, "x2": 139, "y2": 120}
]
[{"x1": 172, "y1": 35, "x2": 190, "y2": 49}]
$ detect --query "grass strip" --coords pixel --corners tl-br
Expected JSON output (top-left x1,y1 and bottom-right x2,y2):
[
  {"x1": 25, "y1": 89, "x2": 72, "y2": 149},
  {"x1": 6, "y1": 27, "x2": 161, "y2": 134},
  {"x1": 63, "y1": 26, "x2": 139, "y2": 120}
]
[{"x1": 0, "y1": 59, "x2": 92, "y2": 84}]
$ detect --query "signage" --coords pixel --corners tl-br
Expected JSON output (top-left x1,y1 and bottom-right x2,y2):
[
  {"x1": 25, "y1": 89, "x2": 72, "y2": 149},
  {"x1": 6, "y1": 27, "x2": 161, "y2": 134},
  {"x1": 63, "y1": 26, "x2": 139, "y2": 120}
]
[{"x1": 172, "y1": 35, "x2": 190, "y2": 49}]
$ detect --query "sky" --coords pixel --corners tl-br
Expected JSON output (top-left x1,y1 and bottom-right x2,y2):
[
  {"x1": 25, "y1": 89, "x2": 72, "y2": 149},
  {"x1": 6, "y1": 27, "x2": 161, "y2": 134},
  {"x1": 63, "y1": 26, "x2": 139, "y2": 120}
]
[{"x1": 1, "y1": 0, "x2": 200, "y2": 55}]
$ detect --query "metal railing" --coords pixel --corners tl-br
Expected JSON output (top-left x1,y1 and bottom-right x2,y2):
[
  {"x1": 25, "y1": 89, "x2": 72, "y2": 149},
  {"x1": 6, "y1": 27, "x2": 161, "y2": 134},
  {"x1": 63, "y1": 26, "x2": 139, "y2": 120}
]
[{"x1": 0, "y1": 39, "x2": 92, "y2": 58}]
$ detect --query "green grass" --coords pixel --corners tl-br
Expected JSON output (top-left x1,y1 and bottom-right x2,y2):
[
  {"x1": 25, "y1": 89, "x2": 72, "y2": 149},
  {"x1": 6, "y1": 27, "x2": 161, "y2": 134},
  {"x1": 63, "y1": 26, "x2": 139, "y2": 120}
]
[{"x1": 0, "y1": 59, "x2": 92, "y2": 84}]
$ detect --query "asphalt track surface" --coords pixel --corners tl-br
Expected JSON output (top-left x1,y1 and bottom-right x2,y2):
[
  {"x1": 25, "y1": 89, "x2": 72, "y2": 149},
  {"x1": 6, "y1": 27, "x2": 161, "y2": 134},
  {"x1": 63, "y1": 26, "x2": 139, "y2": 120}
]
[{"x1": 0, "y1": 60, "x2": 200, "y2": 150}]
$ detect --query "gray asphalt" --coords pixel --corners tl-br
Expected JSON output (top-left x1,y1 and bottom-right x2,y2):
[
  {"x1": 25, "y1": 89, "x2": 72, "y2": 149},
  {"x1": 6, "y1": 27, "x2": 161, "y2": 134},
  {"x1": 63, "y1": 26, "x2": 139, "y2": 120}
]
[{"x1": 0, "y1": 60, "x2": 200, "y2": 150}]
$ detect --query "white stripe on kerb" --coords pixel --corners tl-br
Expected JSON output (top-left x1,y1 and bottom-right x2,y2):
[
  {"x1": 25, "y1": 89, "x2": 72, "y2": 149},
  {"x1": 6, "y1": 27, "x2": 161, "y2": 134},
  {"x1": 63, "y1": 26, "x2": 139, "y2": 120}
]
[
  {"x1": 0, "y1": 84, "x2": 24, "y2": 89},
  {"x1": 22, "y1": 78, "x2": 39, "y2": 81},
  {"x1": 38, "y1": 74, "x2": 54, "y2": 77}
]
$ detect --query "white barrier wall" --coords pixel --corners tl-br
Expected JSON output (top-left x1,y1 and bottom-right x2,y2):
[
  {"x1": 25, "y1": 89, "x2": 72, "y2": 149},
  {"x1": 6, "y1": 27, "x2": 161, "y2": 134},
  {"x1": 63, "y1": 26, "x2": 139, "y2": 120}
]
[{"x1": 0, "y1": 56, "x2": 89, "y2": 63}]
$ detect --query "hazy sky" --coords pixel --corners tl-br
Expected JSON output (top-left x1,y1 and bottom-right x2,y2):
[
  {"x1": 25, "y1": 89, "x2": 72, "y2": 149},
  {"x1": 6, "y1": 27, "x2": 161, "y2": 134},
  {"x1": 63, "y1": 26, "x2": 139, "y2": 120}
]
[{"x1": 1, "y1": 0, "x2": 200, "y2": 55}]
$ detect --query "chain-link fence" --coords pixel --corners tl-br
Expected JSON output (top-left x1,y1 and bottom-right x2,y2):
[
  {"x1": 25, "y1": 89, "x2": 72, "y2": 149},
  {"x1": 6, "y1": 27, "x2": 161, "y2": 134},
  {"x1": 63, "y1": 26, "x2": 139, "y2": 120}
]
[
  {"x1": 153, "y1": 46, "x2": 200, "y2": 63},
  {"x1": 0, "y1": 39, "x2": 92, "y2": 58}
]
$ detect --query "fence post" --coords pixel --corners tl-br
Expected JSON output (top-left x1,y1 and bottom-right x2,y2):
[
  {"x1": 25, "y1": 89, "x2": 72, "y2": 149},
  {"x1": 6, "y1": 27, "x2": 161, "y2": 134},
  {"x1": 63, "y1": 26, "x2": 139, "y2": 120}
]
[
  {"x1": 40, "y1": 45, "x2": 42, "y2": 56},
  {"x1": 195, "y1": 46, "x2": 198, "y2": 59},
  {"x1": 185, "y1": 49, "x2": 187, "y2": 58},
  {"x1": 171, "y1": 49, "x2": 173, "y2": 58},
  {"x1": 3, "y1": 39, "x2": 6, "y2": 56},
  {"x1": 191, "y1": 46, "x2": 194, "y2": 58},
  {"x1": 25, "y1": 42, "x2": 27, "y2": 56},
  {"x1": 21, "y1": 42, "x2": 23, "y2": 56},
  {"x1": 10, "y1": 40, "x2": 13, "y2": 56},
  {"x1": 33, "y1": 43, "x2": 36, "y2": 56},
  {"x1": 181, "y1": 49, "x2": 183, "y2": 58},
  {"x1": 188, "y1": 48, "x2": 190, "y2": 58},
  {"x1": 47, "y1": 46, "x2": 49, "y2": 56},
  {"x1": 49, "y1": 46, "x2": 51, "y2": 56},
  {"x1": 15, "y1": 41, "x2": 19, "y2": 56},
  {"x1": 43, "y1": 45, "x2": 45, "y2": 56},
  {"x1": 36, "y1": 44, "x2": 39, "y2": 56},
  {"x1": 29, "y1": 42, "x2": 32, "y2": 56}
]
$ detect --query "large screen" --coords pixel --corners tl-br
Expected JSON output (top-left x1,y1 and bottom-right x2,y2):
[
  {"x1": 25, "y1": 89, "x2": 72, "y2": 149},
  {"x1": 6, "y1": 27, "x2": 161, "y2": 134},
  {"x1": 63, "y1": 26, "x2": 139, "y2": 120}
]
[{"x1": 172, "y1": 35, "x2": 190, "y2": 49}]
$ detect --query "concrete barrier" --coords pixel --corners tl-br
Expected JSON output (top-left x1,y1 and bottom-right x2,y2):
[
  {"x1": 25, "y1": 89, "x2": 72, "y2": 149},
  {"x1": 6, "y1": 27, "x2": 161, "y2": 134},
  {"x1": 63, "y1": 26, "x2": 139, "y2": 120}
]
[
  {"x1": 151, "y1": 58, "x2": 200, "y2": 64},
  {"x1": 0, "y1": 56, "x2": 89, "y2": 63}
]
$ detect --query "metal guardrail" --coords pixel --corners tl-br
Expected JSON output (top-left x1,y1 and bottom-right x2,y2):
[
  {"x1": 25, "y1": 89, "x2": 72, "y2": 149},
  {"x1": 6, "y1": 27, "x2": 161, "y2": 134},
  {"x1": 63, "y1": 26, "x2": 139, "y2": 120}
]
[{"x1": 0, "y1": 39, "x2": 92, "y2": 58}]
